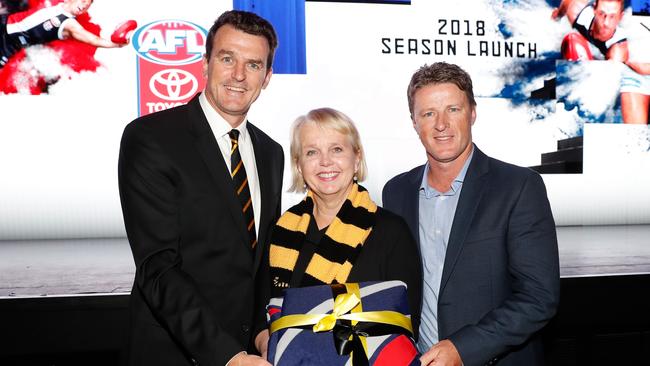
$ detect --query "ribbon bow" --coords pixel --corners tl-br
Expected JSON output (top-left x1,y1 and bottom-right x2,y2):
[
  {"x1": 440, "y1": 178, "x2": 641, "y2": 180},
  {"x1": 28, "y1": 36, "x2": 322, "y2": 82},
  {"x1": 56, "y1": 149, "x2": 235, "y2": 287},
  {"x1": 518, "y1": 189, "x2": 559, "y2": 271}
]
[{"x1": 313, "y1": 292, "x2": 361, "y2": 332}]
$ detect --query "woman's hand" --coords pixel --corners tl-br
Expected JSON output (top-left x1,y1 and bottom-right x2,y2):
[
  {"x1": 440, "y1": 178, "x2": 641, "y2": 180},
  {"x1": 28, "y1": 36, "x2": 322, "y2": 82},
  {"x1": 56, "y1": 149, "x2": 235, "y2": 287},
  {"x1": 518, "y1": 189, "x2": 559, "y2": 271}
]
[{"x1": 255, "y1": 329, "x2": 270, "y2": 361}]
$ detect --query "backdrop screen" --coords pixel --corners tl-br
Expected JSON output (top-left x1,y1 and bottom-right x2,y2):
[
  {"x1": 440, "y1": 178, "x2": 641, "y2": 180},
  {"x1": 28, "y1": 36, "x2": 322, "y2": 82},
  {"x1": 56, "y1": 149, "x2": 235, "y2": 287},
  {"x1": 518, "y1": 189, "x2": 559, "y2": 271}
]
[{"x1": 1, "y1": 0, "x2": 649, "y2": 242}]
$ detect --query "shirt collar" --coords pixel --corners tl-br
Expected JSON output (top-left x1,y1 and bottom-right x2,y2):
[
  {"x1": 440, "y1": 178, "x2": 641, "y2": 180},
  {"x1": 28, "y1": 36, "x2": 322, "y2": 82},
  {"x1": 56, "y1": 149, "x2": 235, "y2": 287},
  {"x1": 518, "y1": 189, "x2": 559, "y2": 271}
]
[
  {"x1": 198, "y1": 92, "x2": 249, "y2": 140},
  {"x1": 420, "y1": 145, "x2": 475, "y2": 197}
]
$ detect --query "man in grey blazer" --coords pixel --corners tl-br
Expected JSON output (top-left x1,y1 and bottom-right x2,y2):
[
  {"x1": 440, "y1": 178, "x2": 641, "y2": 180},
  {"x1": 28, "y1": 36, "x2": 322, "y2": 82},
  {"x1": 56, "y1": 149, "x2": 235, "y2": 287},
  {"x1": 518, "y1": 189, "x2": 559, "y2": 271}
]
[
  {"x1": 382, "y1": 62, "x2": 560, "y2": 366},
  {"x1": 119, "y1": 11, "x2": 282, "y2": 366}
]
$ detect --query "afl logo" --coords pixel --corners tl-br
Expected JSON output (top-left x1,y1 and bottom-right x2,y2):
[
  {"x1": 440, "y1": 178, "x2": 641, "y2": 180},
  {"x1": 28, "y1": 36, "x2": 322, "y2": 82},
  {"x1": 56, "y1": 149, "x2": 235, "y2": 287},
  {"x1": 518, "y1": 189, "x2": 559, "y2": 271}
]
[{"x1": 132, "y1": 20, "x2": 207, "y2": 65}]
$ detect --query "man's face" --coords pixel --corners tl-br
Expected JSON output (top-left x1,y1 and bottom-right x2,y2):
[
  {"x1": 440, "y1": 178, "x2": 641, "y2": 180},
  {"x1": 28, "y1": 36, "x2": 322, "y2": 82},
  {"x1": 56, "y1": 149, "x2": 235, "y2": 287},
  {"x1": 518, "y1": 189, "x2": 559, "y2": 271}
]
[
  {"x1": 592, "y1": 0, "x2": 624, "y2": 42},
  {"x1": 67, "y1": 0, "x2": 92, "y2": 16},
  {"x1": 412, "y1": 82, "x2": 476, "y2": 165},
  {"x1": 202, "y1": 25, "x2": 272, "y2": 127}
]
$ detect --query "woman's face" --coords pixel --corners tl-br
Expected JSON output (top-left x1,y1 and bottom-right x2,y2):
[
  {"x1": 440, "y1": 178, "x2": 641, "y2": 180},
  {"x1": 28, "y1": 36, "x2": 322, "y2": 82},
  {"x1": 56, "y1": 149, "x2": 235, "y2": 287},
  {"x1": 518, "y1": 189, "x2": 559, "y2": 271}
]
[{"x1": 298, "y1": 123, "x2": 359, "y2": 205}]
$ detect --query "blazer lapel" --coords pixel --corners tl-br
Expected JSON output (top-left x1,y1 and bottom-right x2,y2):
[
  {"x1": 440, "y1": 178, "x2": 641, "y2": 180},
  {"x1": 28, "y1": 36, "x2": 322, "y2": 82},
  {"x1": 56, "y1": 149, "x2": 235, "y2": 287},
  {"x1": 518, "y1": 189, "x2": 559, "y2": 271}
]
[
  {"x1": 248, "y1": 123, "x2": 274, "y2": 273},
  {"x1": 187, "y1": 95, "x2": 251, "y2": 250},
  {"x1": 439, "y1": 147, "x2": 489, "y2": 295},
  {"x1": 406, "y1": 165, "x2": 426, "y2": 247}
]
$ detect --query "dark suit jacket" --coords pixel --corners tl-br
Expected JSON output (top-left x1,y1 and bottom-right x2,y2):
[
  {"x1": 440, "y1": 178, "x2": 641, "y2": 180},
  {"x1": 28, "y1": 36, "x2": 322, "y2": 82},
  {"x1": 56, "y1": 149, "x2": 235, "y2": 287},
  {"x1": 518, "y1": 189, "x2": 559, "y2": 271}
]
[
  {"x1": 118, "y1": 94, "x2": 284, "y2": 366},
  {"x1": 382, "y1": 146, "x2": 560, "y2": 366}
]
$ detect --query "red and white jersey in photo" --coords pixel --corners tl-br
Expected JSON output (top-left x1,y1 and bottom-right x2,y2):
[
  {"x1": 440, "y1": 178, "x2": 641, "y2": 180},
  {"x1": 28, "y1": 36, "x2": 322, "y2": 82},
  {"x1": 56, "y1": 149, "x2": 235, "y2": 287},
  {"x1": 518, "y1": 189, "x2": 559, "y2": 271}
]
[{"x1": 1, "y1": 3, "x2": 73, "y2": 66}]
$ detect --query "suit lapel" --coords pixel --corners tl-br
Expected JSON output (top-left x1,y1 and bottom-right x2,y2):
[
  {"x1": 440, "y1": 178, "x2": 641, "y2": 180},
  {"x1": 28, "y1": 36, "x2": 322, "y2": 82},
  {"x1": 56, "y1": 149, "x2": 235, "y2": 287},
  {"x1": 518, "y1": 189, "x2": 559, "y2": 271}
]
[
  {"x1": 406, "y1": 165, "x2": 426, "y2": 247},
  {"x1": 187, "y1": 95, "x2": 251, "y2": 250},
  {"x1": 248, "y1": 123, "x2": 273, "y2": 273},
  {"x1": 439, "y1": 147, "x2": 489, "y2": 295}
]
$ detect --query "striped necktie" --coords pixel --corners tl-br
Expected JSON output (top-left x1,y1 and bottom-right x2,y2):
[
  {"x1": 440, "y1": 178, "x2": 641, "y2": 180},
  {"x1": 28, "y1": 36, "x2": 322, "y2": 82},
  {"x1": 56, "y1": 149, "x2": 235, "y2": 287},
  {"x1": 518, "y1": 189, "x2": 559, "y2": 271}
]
[{"x1": 228, "y1": 129, "x2": 257, "y2": 249}]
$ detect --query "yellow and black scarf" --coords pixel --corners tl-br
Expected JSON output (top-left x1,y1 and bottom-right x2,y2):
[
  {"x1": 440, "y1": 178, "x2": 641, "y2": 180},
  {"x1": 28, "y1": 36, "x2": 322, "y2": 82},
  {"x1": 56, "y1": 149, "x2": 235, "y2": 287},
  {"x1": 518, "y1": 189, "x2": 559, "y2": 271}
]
[{"x1": 269, "y1": 184, "x2": 378, "y2": 291}]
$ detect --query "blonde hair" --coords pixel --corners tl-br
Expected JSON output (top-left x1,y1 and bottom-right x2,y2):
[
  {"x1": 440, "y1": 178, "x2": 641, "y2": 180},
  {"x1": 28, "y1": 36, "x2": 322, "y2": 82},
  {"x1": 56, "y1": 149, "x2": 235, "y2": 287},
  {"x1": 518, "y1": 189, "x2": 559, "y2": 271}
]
[{"x1": 288, "y1": 108, "x2": 368, "y2": 193}]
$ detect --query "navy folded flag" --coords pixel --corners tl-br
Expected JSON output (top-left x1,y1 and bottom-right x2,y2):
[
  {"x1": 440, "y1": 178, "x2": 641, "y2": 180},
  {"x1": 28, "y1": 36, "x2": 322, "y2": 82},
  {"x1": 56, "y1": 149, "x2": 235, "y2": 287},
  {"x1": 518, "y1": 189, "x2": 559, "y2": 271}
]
[{"x1": 267, "y1": 281, "x2": 420, "y2": 366}]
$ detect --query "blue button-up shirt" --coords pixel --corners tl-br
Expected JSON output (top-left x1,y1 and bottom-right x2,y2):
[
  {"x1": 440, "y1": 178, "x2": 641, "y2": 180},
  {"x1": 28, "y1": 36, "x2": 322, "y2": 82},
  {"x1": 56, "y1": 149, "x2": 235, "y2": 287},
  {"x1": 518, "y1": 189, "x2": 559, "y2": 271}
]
[{"x1": 417, "y1": 149, "x2": 474, "y2": 352}]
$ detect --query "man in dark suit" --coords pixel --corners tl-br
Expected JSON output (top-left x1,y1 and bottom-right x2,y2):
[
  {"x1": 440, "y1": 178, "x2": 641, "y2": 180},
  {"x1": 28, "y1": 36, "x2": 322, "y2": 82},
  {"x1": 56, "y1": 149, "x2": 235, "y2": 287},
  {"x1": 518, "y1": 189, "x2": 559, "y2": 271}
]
[
  {"x1": 382, "y1": 62, "x2": 560, "y2": 366},
  {"x1": 118, "y1": 10, "x2": 283, "y2": 366}
]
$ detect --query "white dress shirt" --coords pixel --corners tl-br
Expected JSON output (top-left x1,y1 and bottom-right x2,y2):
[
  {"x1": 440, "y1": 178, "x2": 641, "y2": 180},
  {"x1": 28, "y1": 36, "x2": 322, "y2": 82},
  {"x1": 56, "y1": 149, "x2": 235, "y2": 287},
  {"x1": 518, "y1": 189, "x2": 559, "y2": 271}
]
[{"x1": 199, "y1": 92, "x2": 261, "y2": 237}]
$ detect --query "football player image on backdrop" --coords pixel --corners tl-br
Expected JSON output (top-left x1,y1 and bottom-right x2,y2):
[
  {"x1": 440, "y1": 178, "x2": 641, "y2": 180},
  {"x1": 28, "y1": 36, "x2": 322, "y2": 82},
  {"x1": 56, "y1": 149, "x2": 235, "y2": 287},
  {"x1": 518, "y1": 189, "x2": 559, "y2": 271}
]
[
  {"x1": 553, "y1": 0, "x2": 650, "y2": 123},
  {"x1": 0, "y1": 0, "x2": 136, "y2": 94},
  {"x1": 0, "y1": 0, "x2": 127, "y2": 67}
]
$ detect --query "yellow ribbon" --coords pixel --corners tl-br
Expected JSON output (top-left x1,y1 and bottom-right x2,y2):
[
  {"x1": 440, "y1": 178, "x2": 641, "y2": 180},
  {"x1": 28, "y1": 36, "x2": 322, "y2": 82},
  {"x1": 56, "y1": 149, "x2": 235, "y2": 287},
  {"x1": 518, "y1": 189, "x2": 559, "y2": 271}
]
[
  {"x1": 313, "y1": 291, "x2": 360, "y2": 332},
  {"x1": 269, "y1": 293, "x2": 413, "y2": 335}
]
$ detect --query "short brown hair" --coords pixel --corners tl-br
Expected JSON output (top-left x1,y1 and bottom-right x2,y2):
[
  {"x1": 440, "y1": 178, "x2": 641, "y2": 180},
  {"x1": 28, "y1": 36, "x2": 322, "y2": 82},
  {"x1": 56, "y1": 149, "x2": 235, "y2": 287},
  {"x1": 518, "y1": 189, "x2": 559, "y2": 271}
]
[
  {"x1": 288, "y1": 108, "x2": 368, "y2": 193},
  {"x1": 407, "y1": 62, "x2": 476, "y2": 116},
  {"x1": 594, "y1": 0, "x2": 624, "y2": 11},
  {"x1": 205, "y1": 10, "x2": 278, "y2": 69}
]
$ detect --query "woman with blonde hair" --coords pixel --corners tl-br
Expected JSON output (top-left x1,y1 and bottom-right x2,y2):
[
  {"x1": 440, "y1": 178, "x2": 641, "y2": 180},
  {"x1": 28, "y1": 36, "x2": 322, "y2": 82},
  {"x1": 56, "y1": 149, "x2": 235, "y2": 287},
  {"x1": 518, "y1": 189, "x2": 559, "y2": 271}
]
[{"x1": 254, "y1": 108, "x2": 422, "y2": 359}]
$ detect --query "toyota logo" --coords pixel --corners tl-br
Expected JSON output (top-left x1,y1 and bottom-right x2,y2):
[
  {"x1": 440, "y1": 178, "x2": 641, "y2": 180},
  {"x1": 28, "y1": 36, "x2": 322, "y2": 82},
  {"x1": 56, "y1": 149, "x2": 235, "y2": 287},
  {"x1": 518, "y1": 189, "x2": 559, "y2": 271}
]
[{"x1": 149, "y1": 69, "x2": 198, "y2": 101}]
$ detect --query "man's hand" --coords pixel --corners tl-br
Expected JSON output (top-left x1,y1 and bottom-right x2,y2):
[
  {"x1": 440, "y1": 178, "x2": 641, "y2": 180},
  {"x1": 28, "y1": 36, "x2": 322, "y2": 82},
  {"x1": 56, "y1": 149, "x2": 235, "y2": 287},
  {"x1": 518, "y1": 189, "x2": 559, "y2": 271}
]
[
  {"x1": 227, "y1": 352, "x2": 271, "y2": 366},
  {"x1": 419, "y1": 339, "x2": 462, "y2": 366}
]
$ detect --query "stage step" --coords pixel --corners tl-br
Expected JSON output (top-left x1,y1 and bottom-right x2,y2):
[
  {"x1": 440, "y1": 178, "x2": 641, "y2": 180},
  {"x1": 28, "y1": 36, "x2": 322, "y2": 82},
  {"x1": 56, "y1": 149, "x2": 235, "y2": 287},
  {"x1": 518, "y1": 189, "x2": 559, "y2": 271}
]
[
  {"x1": 529, "y1": 136, "x2": 583, "y2": 174},
  {"x1": 542, "y1": 146, "x2": 583, "y2": 164},
  {"x1": 557, "y1": 135, "x2": 583, "y2": 150},
  {"x1": 529, "y1": 161, "x2": 582, "y2": 174}
]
